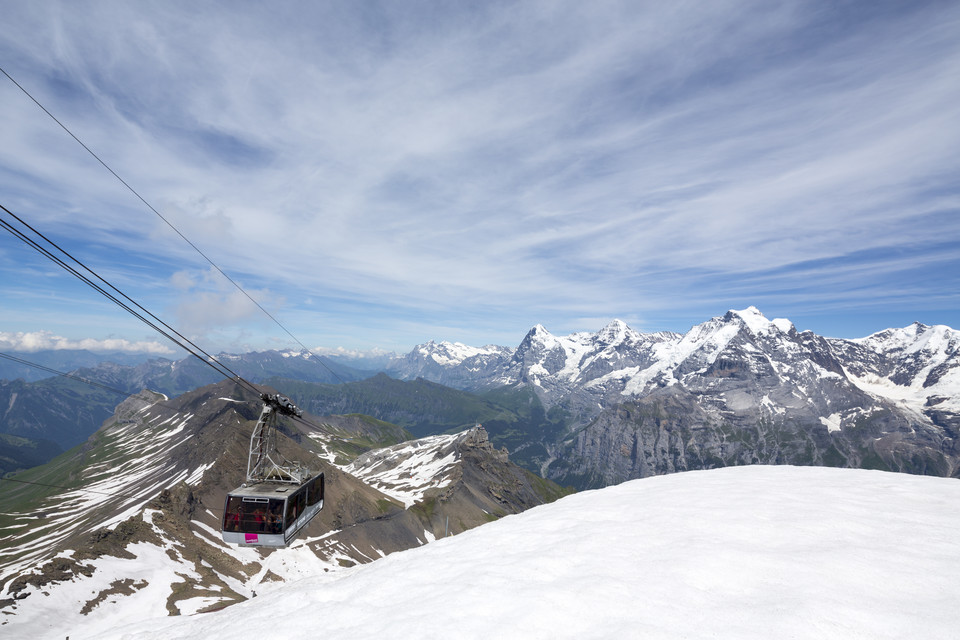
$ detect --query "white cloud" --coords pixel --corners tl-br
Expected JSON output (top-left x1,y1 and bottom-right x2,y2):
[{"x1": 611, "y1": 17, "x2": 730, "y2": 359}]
[
  {"x1": 168, "y1": 267, "x2": 286, "y2": 338},
  {"x1": 309, "y1": 346, "x2": 396, "y2": 359},
  {"x1": 0, "y1": 330, "x2": 174, "y2": 354}
]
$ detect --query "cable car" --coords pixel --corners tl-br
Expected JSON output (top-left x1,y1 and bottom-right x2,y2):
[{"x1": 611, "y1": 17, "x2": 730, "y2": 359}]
[{"x1": 220, "y1": 393, "x2": 324, "y2": 547}]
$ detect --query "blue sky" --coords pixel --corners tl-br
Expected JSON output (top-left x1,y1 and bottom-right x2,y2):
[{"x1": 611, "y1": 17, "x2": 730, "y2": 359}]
[{"x1": 1, "y1": 0, "x2": 958, "y2": 356}]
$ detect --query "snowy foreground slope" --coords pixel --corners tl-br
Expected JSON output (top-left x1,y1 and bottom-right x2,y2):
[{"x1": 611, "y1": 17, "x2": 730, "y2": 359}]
[{"x1": 77, "y1": 466, "x2": 958, "y2": 640}]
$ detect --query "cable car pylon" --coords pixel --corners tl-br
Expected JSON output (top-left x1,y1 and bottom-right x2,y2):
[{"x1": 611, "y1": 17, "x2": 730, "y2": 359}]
[
  {"x1": 220, "y1": 393, "x2": 324, "y2": 547},
  {"x1": 247, "y1": 393, "x2": 307, "y2": 484}
]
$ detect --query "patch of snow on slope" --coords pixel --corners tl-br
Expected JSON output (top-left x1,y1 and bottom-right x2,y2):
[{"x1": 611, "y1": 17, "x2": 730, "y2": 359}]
[
  {"x1": 771, "y1": 317, "x2": 794, "y2": 333},
  {"x1": 843, "y1": 364, "x2": 960, "y2": 420},
  {"x1": 10, "y1": 541, "x2": 201, "y2": 636},
  {"x1": 344, "y1": 433, "x2": 462, "y2": 508},
  {"x1": 0, "y1": 403, "x2": 203, "y2": 580},
  {"x1": 819, "y1": 413, "x2": 843, "y2": 432},
  {"x1": 306, "y1": 432, "x2": 341, "y2": 464},
  {"x1": 184, "y1": 462, "x2": 214, "y2": 486},
  {"x1": 760, "y1": 395, "x2": 786, "y2": 417}
]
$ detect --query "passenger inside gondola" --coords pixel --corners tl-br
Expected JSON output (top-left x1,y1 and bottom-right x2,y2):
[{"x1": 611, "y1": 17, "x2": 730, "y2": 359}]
[
  {"x1": 252, "y1": 507, "x2": 266, "y2": 531},
  {"x1": 226, "y1": 504, "x2": 242, "y2": 531},
  {"x1": 267, "y1": 504, "x2": 283, "y2": 534}
]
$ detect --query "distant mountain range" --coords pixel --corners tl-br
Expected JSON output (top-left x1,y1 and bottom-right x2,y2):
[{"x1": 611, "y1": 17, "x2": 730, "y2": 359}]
[
  {"x1": 2, "y1": 307, "x2": 958, "y2": 484},
  {"x1": 394, "y1": 307, "x2": 960, "y2": 485},
  {"x1": 0, "y1": 350, "x2": 372, "y2": 473}
]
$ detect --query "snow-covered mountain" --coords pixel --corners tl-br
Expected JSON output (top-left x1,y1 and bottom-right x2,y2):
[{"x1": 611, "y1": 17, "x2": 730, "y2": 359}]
[
  {"x1": 0, "y1": 381, "x2": 567, "y2": 629},
  {"x1": 8, "y1": 307, "x2": 957, "y2": 488},
  {"x1": 391, "y1": 308, "x2": 960, "y2": 485},
  {"x1": 831, "y1": 322, "x2": 960, "y2": 428},
  {"x1": 29, "y1": 466, "x2": 960, "y2": 640},
  {"x1": 386, "y1": 340, "x2": 514, "y2": 388}
]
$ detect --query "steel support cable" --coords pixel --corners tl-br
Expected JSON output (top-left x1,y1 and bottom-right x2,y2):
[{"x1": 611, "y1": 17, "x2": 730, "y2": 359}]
[
  {"x1": 0, "y1": 211, "x2": 333, "y2": 432},
  {"x1": 0, "y1": 216, "x2": 210, "y2": 377},
  {"x1": 0, "y1": 351, "x2": 301, "y2": 466},
  {"x1": 2, "y1": 216, "x2": 340, "y2": 438},
  {"x1": 0, "y1": 351, "x2": 236, "y2": 421},
  {"x1": 0, "y1": 204, "x2": 260, "y2": 395},
  {"x1": 0, "y1": 352, "x2": 270, "y2": 519},
  {"x1": 0, "y1": 347, "x2": 332, "y2": 452},
  {"x1": 0, "y1": 351, "x2": 142, "y2": 398},
  {"x1": 0, "y1": 213, "x2": 238, "y2": 385},
  {"x1": 0, "y1": 65, "x2": 348, "y2": 387}
]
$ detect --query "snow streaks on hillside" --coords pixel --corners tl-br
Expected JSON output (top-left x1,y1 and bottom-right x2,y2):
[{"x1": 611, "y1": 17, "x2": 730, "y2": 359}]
[{"x1": 344, "y1": 432, "x2": 464, "y2": 508}]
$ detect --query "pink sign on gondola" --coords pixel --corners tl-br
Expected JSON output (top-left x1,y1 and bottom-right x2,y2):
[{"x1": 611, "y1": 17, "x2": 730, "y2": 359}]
[{"x1": 245, "y1": 533, "x2": 258, "y2": 543}]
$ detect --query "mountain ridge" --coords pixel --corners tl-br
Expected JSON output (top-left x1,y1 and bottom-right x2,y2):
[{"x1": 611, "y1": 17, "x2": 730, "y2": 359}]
[
  {"x1": 0, "y1": 380, "x2": 567, "y2": 625},
  {"x1": 389, "y1": 308, "x2": 960, "y2": 485}
]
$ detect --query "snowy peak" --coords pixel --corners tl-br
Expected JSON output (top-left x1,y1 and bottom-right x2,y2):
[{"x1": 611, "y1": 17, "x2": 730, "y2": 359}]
[
  {"x1": 597, "y1": 319, "x2": 632, "y2": 345},
  {"x1": 855, "y1": 322, "x2": 959, "y2": 357},
  {"x1": 416, "y1": 340, "x2": 507, "y2": 367},
  {"x1": 724, "y1": 306, "x2": 795, "y2": 336},
  {"x1": 830, "y1": 321, "x2": 960, "y2": 415},
  {"x1": 382, "y1": 310, "x2": 960, "y2": 475},
  {"x1": 530, "y1": 323, "x2": 550, "y2": 336},
  {"x1": 519, "y1": 323, "x2": 559, "y2": 350},
  {"x1": 387, "y1": 340, "x2": 513, "y2": 387}
]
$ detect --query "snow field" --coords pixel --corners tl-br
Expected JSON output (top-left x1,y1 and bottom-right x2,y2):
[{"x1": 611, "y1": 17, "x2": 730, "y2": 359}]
[{"x1": 96, "y1": 465, "x2": 960, "y2": 640}]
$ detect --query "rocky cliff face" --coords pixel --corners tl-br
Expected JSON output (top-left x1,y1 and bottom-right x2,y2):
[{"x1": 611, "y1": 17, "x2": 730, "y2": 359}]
[{"x1": 556, "y1": 384, "x2": 955, "y2": 489}]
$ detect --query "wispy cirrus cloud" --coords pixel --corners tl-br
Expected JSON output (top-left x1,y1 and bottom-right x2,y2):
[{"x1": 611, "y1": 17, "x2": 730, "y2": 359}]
[{"x1": 1, "y1": 1, "x2": 958, "y2": 350}]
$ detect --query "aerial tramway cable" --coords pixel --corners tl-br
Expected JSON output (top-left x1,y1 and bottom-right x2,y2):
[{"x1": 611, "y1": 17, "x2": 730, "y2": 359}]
[
  {"x1": 0, "y1": 351, "x2": 267, "y2": 518},
  {"x1": 0, "y1": 351, "x2": 146, "y2": 398},
  {"x1": 1, "y1": 205, "x2": 335, "y2": 443},
  {"x1": 2, "y1": 203, "x2": 330, "y2": 542},
  {"x1": 0, "y1": 203, "x2": 259, "y2": 395},
  {"x1": 0, "y1": 64, "x2": 349, "y2": 387}
]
